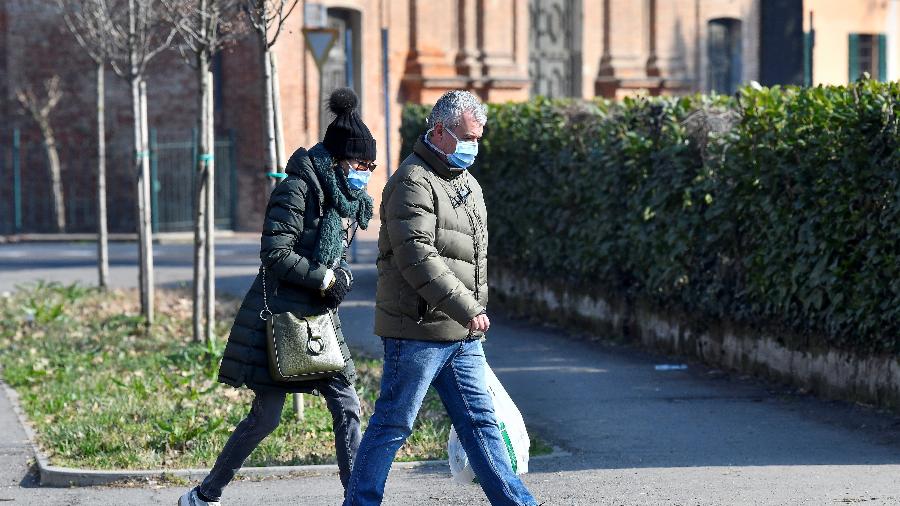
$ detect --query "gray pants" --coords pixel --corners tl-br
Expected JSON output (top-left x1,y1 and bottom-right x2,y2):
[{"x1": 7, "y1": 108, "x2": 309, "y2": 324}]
[{"x1": 197, "y1": 377, "x2": 362, "y2": 501}]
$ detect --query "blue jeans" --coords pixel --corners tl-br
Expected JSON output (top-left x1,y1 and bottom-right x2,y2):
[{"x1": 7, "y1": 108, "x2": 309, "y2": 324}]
[
  {"x1": 343, "y1": 338, "x2": 537, "y2": 506},
  {"x1": 197, "y1": 376, "x2": 361, "y2": 501}
]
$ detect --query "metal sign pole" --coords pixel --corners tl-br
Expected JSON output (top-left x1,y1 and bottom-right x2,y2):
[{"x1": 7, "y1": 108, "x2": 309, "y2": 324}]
[{"x1": 291, "y1": 14, "x2": 339, "y2": 422}]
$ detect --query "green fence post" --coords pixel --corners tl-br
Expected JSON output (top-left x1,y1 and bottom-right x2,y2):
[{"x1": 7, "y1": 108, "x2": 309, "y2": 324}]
[
  {"x1": 150, "y1": 128, "x2": 159, "y2": 233},
  {"x1": 228, "y1": 129, "x2": 237, "y2": 231},
  {"x1": 191, "y1": 127, "x2": 198, "y2": 216},
  {"x1": 13, "y1": 127, "x2": 22, "y2": 234}
]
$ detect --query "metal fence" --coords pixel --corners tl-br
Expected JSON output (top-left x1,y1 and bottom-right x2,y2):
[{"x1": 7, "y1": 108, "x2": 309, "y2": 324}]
[{"x1": 0, "y1": 127, "x2": 237, "y2": 235}]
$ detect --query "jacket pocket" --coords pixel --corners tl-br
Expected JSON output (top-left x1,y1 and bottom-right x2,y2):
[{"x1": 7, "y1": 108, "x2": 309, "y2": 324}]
[
  {"x1": 398, "y1": 291, "x2": 422, "y2": 320},
  {"x1": 416, "y1": 296, "x2": 428, "y2": 323}
]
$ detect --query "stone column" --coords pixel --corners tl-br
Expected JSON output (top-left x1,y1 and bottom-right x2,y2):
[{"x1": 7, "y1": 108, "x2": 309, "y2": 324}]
[
  {"x1": 595, "y1": 0, "x2": 650, "y2": 97},
  {"x1": 401, "y1": 0, "x2": 466, "y2": 103},
  {"x1": 456, "y1": 0, "x2": 483, "y2": 81},
  {"x1": 651, "y1": 0, "x2": 693, "y2": 94},
  {"x1": 475, "y1": 0, "x2": 529, "y2": 101}
]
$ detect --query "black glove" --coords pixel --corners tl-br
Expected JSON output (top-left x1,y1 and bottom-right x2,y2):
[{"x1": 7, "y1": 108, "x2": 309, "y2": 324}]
[{"x1": 322, "y1": 267, "x2": 353, "y2": 309}]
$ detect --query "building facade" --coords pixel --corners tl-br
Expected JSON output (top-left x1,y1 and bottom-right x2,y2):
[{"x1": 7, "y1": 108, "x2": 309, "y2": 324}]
[
  {"x1": 1, "y1": 0, "x2": 897, "y2": 234},
  {"x1": 804, "y1": 0, "x2": 900, "y2": 85}
]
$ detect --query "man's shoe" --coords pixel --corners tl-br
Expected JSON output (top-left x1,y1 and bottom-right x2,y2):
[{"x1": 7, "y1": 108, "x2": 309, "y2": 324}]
[{"x1": 178, "y1": 489, "x2": 220, "y2": 506}]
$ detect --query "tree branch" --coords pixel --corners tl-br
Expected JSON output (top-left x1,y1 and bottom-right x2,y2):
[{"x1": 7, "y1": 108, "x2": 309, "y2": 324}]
[{"x1": 15, "y1": 76, "x2": 62, "y2": 129}]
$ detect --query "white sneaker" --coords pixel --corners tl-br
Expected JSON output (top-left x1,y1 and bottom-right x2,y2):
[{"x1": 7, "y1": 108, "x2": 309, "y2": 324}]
[{"x1": 178, "y1": 489, "x2": 220, "y2": 506}]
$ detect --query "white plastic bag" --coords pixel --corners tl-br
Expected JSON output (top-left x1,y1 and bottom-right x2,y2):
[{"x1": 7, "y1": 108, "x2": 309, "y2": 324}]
[{"x1": 447, "y1": 363, "x2": 530, "y2": 485}]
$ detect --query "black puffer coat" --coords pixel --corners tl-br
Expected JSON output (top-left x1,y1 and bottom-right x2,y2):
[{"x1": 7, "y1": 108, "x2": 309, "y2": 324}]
[{"x1": 217, "y1": 148, "x2": 356, "y2": 394}]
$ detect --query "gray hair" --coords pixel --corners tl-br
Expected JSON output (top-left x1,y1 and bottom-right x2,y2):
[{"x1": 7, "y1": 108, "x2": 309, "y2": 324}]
[{"x1": 426, "y1": 90, "x2": 488, "y2": 129}]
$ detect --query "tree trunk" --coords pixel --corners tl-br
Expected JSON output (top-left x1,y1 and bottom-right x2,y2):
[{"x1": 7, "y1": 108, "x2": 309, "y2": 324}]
[
  {"x1": 204, "y1": 67, "x2": 215, "y2": 344},
  {"x1": 261, "y1": 33, "x2": 277, "y2": 190},
  {"x1": 127, "y1": 0, "x2": 146, "y2": 320},
  {"x1": 39, "y1": 119, "x2": 65, "y2": 233},
  {"x1": 271, "y1": 51, "x2": 287, "y2": 171},
  {"x1": 131, "y1": 75, "x2": 147, "y2": 316},
  {"x1": 96, "y1": 62, "x2": 109, "y2": 289},
  {"x1": 193, "y1": 52, "x2": 209, "y2": 343},
  {"x1": 139, "y1": 78, "x2": 154, "y2": 324}
]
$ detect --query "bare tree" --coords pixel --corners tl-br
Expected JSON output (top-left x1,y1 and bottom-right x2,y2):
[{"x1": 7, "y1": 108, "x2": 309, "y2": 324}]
[
  {"x1": 55, "y1": 0, "x2": 114, "y2": 289},
  {"x1": 163, "y1": 0, "x2": 245, "y2": 343},
  {"x1": 16, "y1": 78, "x2": 65, "y2": 233},
  {"x1": 105, "y1": 0, "x2": 177, "y2": 325},
  {"x1": 244, "y1": 0, "x2": 299, "y2": 185}
]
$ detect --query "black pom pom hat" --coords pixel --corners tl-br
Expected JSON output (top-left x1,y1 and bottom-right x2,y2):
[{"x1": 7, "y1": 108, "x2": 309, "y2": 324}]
[{"x1": 323, "y1": 88, "x2": 377, "y2": 161}]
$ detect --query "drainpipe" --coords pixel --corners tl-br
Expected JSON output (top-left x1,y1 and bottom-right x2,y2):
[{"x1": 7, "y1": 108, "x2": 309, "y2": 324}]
[{"x1": 888, "y1": 0, "x2": 898, "y2": 80}]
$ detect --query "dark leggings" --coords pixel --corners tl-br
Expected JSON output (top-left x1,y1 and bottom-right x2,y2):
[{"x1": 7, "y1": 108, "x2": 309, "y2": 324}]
[{"x1": 197, "y1": 377, "x2": 361, "y2": 501}]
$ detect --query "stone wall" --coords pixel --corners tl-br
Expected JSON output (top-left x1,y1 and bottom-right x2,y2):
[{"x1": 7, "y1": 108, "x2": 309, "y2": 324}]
[{"x1": 491, "y1": 267, "x2": 900, "y2": 410}]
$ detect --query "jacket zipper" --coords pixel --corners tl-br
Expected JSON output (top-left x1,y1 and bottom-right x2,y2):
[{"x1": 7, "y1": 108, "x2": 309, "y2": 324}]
[
  {"x1": 444, "y1": 173, "x2": 485, "y2": 301},
  {"x1": 464, "y1": 193, "x2": 485, "y2": 301}
]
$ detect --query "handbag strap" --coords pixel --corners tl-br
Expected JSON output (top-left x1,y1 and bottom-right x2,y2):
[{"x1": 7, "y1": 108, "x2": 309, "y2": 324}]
[{"x1": 259, "y1": 266, "x2": 273, "y2": 321}]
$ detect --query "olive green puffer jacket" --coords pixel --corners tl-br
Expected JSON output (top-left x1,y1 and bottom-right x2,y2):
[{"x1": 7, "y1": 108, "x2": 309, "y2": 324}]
[
  {"x1": 374, "y1": 138, "x2": 489, "y2": 341},
  {"x1": 217, "y1": 147, "x2": 356, "y2": 394}
]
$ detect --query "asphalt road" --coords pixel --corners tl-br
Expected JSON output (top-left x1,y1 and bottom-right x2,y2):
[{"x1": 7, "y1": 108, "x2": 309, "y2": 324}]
[{"x1": 1, "y1": 240, "x2": 900, "y2": 505}]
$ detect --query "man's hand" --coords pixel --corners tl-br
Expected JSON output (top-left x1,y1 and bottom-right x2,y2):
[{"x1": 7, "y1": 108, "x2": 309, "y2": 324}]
[{"x1": 467, "y1": 313, "x2": 490, "y2": 334}]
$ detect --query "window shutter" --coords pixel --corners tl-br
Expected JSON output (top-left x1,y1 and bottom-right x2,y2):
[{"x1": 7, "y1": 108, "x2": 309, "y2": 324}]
[
  {"x1": 877, "y1": 33, "x2": 887, "y2": 82},
  {"x1": 848, "y1": 33, "x2": 860, "y2": 82}
]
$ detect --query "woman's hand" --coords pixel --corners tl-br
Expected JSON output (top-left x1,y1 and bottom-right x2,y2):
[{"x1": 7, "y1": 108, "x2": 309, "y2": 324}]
[{"x1": 322, "y1": 267, "x2": 353, "y2": 308}]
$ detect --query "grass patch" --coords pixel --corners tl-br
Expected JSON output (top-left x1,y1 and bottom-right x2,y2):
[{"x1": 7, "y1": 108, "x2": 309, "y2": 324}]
[{"x1": 0, "y1": 282, "x2": 551, "y2": 470}]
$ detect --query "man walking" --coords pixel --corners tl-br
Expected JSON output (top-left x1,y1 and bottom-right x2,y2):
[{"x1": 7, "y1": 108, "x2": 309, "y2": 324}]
[{"x1": 343, "y1": 91, "x2": 538, "y2": 505}]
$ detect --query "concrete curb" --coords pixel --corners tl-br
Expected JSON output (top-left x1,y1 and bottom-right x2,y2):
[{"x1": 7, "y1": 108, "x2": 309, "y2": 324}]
[{"x1": 1, "y1": 379, "x2": 568, "y2": 488}]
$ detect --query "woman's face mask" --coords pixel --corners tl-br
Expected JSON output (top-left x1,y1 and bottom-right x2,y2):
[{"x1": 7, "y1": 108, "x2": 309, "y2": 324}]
[
  {"x1": 345, "y1": 160, "x2": 373, "y2": 190},
  {"x1": 443, "y1": 127, "x2": 479, "y2": 169}
]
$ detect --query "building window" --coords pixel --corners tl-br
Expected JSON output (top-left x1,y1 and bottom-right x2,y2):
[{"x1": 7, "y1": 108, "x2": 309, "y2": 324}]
[
  {"x1": 849, "y1": 33, "x2": 887, "y2": 82},
  {"x1": 319, "y1": 8, "x2": 362, "y2": 138},
  {"x1": 707, "y1": 18, "x2": 742, "y2": 95}
]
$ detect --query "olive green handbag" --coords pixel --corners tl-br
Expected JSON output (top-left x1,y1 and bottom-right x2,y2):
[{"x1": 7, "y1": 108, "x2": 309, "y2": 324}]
[{"x1": 259, "y1": 267, "x2": 346, "y2": 382}]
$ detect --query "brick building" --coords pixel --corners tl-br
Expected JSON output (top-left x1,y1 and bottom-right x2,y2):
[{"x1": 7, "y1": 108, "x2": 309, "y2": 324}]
[{"x1": 1, "y1": 0, "x2": 897, "y2": 234}]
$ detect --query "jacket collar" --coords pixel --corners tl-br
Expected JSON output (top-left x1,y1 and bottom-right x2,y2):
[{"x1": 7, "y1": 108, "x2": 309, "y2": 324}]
[
  {"x1": 285, "y1": 147, "x2": 325, "y2": 212},
  {"x1": 413, "y1": 137, "x2": 466, "y2": 179},
  {"x1": 286, "y1": 147, "x2": 313, "y2": 176}
]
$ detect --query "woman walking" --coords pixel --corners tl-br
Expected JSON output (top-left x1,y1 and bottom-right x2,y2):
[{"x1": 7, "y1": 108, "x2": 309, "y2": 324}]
[{"x1": 179, "y1": 88, "x2": 376, "y2": 506}]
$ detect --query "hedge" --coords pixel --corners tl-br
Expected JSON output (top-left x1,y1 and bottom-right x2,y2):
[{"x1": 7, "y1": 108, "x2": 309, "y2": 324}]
[{"x1": 398, "y1": 81, "x2": 900, "y2": 354}]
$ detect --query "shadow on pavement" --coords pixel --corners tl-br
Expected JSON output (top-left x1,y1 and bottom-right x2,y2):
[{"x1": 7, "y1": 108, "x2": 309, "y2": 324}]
[{"x1": 161, "y1": 242, "x2": 900, "y2": 474}]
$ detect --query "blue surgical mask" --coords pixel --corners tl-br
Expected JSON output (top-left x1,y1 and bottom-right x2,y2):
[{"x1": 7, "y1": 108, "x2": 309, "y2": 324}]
[
  {"x1": 346, "y1": 163, "x2": 372, "y2": 190},
  {"x1": 443, "y1": 127, "x2": 479, "y2": 169}
]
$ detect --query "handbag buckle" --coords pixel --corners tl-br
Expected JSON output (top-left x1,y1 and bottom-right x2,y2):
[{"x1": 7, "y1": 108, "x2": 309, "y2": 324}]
[
  {"x1": 307, "y1": 335, "x2": 326, "y2": 355},
  {"x1": 259, "y1": 309, "x2": 273, "y2": 321}
]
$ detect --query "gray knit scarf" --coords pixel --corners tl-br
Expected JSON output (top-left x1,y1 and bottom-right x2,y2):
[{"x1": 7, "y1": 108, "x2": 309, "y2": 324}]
[{"x1": 307, "y1": 143, "x2": 374, "y2": 267}]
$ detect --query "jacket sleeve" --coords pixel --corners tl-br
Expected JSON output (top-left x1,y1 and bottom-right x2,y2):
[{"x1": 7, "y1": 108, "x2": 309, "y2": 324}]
[
  {"x1": 259, "y1": 179, "x2": 329, "y2": 289},
  {"x1": 385, "y1": 173, "x2": 484, "y2": 327}
]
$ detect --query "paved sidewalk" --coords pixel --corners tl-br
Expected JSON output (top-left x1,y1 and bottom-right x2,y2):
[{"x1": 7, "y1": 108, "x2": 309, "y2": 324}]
[{"x1": 2, "y1": 240, "x2": 900, "y2": 505}]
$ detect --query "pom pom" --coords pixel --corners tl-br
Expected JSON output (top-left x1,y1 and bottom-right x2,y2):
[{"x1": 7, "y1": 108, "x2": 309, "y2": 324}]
[{"x1": 328, "y1": 87, "x2": 359, "y2": 116}]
